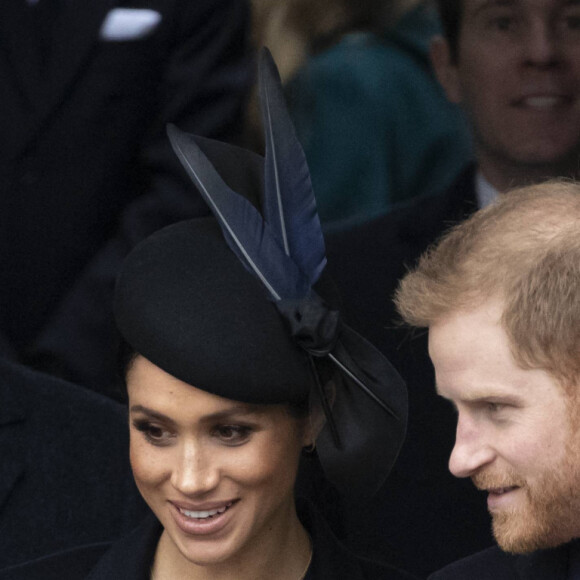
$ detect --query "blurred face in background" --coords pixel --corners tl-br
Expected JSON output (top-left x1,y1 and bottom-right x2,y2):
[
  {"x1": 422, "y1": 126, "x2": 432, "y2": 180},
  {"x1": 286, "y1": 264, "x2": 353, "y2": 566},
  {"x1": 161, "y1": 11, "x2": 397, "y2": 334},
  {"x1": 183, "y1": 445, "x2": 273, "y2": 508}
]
[
  {"x1": 127, "y1": 356, "x2": 310, "y2": 569},
  {"x1": 429, "y1": 300, "x2": 580, "y2": 553},
  {"x1": 431, "y1": 0, "x2": 580, "y2": 189}
]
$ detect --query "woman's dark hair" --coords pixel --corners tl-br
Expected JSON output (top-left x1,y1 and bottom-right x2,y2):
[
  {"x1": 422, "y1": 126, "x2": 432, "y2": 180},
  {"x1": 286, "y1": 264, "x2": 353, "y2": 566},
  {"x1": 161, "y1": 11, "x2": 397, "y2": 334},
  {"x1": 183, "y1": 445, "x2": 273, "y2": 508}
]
[{"x1": 115, "y1": 337, "x2": 138, "y2": 401}]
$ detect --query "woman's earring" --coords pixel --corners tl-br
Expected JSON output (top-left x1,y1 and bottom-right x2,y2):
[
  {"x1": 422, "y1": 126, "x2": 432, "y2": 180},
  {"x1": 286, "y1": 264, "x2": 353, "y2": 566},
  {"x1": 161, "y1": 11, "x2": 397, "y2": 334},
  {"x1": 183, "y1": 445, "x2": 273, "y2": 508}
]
[{"x1": 302, "y1": 441, "x2": 316, "y2": 455}]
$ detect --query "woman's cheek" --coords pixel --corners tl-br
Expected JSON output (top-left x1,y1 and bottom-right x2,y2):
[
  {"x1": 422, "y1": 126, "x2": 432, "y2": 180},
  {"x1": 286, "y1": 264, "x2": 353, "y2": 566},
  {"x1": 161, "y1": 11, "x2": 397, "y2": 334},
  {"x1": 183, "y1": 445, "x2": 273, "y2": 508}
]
[{"x1": 130, "y1": 440, "x2": 167, "y2": 489}]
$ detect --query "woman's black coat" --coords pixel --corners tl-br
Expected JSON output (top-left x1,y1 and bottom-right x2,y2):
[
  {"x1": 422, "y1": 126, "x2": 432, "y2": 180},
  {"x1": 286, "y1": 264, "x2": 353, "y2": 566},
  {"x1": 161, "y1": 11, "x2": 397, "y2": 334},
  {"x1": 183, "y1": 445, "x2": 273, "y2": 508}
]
[{"x1": 0, "y1": 503, "x2": 416, "y2": 580}]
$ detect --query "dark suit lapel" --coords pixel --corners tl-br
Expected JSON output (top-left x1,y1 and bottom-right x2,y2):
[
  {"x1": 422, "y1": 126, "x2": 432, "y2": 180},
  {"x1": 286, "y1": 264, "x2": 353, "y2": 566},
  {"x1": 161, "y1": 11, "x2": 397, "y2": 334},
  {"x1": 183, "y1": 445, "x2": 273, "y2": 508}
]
[
  {"x1": 0, "y1": 381, "x2": 27, "y2": 514},
  {"x1": 395, "y1": 163, "x2": 478, "y2": 251},
  {"x1": 5, "y1": 0, "x2": 116, "y2": 158},
  {"x1": 86, "y1": 514, "x2": 160, "y2": 579},
  {"x1": 0, "y1": 0, "x2": 43, "y2": 111},
  {"x1": 513, "y1": 545, "x2": 568, "y2": 580},
  {"x1": 42, "y1": 0, "x2": 115, "y2": 117}
]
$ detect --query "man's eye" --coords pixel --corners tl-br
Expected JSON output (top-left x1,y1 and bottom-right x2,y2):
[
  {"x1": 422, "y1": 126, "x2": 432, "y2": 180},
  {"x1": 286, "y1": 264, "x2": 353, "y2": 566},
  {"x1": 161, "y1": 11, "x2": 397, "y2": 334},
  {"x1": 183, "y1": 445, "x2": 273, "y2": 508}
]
[
  {"x1": 491, "y1": 16, "x2": 515, "y2": 30},
  {"x1": 132, "y1": 420, "x2": 173, "y2": 446},
  {"x1": 487, "y1": 402, "x2": 504, "y2": 413},
  {"x1": 563, "y1": 14, "x2": 580, "y2": 30},
  {"x1": 214, "y1": 425, "x2": 252, "y2": 445}
]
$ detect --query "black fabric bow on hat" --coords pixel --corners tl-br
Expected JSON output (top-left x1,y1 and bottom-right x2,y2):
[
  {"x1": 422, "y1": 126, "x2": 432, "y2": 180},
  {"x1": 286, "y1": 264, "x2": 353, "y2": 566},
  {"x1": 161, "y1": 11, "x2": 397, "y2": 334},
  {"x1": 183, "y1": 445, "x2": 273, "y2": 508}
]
[{"x1": 159, "y1": 48, "x2": 407, "y2": 499}]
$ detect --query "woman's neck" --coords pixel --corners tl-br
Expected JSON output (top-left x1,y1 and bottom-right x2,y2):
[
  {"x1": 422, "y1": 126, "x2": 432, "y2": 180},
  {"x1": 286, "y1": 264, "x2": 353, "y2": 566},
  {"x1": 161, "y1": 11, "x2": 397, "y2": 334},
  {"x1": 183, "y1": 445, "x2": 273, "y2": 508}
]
[{"x1": 150, "y1": 501, "x2": 312, "y2": 580}]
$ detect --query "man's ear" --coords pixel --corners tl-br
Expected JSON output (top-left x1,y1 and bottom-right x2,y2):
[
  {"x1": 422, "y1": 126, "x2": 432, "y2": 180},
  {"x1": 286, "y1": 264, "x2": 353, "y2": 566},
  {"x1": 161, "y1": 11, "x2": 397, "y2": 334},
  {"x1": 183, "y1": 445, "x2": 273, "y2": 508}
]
[{"x1": 430, "y1": 35, "x2": 462, "y2": 104}]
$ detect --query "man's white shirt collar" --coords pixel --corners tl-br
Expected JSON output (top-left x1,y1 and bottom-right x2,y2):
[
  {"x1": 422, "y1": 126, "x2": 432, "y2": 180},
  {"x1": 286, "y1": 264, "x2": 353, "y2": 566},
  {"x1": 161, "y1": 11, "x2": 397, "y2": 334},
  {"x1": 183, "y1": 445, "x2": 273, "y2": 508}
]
[{"x1": 476, "y1": 172, "x2": 499, "y2": 209}]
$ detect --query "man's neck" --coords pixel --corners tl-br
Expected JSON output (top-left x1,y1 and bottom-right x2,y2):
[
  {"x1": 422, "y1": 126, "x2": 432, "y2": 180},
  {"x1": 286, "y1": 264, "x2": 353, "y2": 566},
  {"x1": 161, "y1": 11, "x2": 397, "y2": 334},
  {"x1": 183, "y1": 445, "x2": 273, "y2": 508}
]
[{"x1": 477, "y1": 153, "x2": 580, "y2": 194}]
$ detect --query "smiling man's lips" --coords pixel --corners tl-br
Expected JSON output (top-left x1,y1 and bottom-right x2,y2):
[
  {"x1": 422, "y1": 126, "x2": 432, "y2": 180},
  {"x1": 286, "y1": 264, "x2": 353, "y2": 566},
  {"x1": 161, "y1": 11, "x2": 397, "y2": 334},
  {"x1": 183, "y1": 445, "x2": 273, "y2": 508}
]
[
  {"x1": 484, "y1": 486, "x2": 521, "y2": 510},
  {"x1": 515, "y1": 95, "x2": 571, "y2": 109},
  {"x1": 487, "y1": 486, "x2": 519, "y2": 495}
]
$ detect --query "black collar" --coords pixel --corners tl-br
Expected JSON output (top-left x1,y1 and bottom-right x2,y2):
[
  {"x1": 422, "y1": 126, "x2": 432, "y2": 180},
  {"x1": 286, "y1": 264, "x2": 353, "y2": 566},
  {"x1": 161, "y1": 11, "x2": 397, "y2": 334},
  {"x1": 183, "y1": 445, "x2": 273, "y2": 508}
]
[
  {"x1": 512, "y1": 543, "x2": 570, "y2": 580},
  {"x1": 86, "y1": 514, "x2": 160, "y2": 580},
  {"x1": 84, "y1": 500, "x2": 401, "y2": 580}
]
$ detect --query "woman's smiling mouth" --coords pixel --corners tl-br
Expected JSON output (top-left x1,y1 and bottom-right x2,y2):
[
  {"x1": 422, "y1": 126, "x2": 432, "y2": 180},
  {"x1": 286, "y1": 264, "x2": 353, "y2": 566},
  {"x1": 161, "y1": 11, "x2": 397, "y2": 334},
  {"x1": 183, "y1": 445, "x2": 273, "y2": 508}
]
[
  {"x1": 170, "y1": 500, "x2": 239, "y2": 535},
  {"x1": 178, "y1": 501, "x2": 235, "y2": 520}
]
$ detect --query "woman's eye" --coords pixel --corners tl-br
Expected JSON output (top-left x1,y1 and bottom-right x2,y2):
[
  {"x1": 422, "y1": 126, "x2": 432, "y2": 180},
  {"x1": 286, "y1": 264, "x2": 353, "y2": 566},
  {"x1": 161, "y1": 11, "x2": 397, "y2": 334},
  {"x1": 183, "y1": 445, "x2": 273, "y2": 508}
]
[
  {"x1": 214, "y1": 425, "x2": 252, "y2": 445},
  {"x1": 132, "y1": 420, "x2": 173, "y2": 446}
]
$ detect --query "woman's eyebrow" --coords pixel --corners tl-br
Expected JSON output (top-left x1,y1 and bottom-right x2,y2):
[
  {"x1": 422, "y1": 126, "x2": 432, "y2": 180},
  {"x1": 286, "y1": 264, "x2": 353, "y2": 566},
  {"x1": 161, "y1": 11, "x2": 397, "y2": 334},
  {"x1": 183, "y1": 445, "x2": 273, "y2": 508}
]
[
  {"x1": 129, "y1": 405, "x2": 177, "y2": 426},
  {"x1": 129, "y1": 403, "x2": 265, "y2": 424},
  {"x1": 201, "y1": 405, "x2": 264, "y2": 422}
]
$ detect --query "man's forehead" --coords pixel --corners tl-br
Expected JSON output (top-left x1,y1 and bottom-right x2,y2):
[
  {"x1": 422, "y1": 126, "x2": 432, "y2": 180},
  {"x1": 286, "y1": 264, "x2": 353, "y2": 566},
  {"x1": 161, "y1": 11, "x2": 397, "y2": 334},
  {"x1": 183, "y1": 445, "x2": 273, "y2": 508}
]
[{"x1": 464, "y1": 0, "x2": 580, "y2": 14}]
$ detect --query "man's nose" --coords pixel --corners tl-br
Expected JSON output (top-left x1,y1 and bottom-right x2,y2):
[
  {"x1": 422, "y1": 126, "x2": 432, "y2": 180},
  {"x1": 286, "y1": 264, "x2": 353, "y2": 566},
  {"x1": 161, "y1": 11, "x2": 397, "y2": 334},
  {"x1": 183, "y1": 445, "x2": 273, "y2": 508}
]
[
  {"x1": 171, "y1": 441, "x2": 220, "y2": 495},
  {"x1": 448, "y1": 414, "x2": 495, "y2": 478},
  {"x1": 522, "y1": 21, "x2": 561, "y2": 67}
]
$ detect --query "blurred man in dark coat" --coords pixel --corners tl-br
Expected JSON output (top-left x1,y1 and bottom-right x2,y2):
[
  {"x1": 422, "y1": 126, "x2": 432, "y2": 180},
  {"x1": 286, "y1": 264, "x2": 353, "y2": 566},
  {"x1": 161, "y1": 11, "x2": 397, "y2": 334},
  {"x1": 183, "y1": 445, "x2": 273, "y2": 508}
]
[
  {"x1": 0, "y1": 0, "x2": 252, "y2": 366},
  {"x1": 0, "y1": 357, "x2": 147, "y2": 569}
]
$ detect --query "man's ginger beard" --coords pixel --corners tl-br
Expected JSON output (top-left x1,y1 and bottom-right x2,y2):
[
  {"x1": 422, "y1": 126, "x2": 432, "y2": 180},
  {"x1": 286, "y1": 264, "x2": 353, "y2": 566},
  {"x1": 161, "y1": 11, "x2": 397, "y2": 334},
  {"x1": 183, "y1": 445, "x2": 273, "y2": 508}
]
[{"x1": 472, "y1": 405, "x2": 580, "y2": 554}]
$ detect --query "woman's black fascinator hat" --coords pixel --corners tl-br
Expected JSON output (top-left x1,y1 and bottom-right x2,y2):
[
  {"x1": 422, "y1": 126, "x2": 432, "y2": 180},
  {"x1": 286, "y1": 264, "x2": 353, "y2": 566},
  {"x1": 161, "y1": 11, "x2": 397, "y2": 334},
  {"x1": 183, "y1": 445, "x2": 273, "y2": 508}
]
[{"x1": 114, "y1": 48, "x2": 407, "y2": 500}]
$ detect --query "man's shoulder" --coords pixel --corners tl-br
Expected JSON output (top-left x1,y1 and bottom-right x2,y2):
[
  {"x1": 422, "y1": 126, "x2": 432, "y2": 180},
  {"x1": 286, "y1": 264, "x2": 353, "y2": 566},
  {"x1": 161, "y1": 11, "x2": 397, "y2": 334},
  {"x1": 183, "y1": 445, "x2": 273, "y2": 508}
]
[
  {"x1": 429, "y1": 546, "x2": 518, "y2": 579},
  {"x1": 327, "y1": 164, "x2": 477, "y2": 254},
  {"x1": 429, "y1": 542, "x2": 572, "y2": 579}
]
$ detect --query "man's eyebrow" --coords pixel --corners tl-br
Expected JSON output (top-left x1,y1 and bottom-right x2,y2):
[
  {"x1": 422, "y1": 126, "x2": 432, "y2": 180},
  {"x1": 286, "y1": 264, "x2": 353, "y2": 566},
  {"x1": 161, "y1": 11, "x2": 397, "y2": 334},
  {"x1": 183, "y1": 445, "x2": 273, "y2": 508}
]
[
  {"x1": 434, "y1": 380, "x2": 523, "y2": 401},
  {"x1": 435, "y1": 389, "x2": 523, "y2": 409},
  {"x1": 469, "y1": 0, "x2": 517, "y2": 15},
  {"x1": 460, "y1": 391, "x2": 521, "y2": 404}
]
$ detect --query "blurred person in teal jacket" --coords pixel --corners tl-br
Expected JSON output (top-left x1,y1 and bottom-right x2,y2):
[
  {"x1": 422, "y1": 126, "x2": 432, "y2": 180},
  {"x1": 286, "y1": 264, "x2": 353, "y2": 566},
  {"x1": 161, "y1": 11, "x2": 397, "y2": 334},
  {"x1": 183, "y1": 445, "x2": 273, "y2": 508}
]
[{"x1": 271, "y1": 0, "x2": 473, "y2": 230}]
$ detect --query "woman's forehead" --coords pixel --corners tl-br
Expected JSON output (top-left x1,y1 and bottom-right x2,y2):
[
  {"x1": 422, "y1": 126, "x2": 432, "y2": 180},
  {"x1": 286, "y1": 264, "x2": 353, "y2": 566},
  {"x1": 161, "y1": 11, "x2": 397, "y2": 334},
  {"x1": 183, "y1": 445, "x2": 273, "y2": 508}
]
[{"x1": 127, "y1": 356, "x2": 295, "y2": 423}]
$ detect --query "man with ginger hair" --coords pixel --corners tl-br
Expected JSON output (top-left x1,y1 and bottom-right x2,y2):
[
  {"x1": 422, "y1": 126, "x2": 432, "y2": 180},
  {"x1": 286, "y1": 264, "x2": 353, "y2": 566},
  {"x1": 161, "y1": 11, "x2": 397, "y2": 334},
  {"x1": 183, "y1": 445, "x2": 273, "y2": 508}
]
[
  {"x1": 323, "y1": 0, "x2": 580, "y2": 570},
  {"x1": 394, "y1": 181, "x2": 580, "y2": 579}
]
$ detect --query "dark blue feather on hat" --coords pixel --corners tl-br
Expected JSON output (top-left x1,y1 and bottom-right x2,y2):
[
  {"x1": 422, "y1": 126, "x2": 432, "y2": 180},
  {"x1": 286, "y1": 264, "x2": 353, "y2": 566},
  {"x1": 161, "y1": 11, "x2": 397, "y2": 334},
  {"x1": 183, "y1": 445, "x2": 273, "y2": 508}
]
[{"x1": 161, "y1": 48, "x2": 408, "y2": 499}]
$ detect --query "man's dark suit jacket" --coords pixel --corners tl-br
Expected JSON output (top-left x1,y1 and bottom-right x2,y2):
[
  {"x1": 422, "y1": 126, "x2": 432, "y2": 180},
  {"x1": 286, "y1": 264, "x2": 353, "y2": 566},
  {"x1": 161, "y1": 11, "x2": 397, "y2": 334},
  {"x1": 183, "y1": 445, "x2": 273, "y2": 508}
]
[
  {"x1": 0, "y1": 0, "x2": 251, "y2": 354},
  {"x1": 429, "y1": 542, "x2": 579, "y2": 579},
  {"x1": 325, "y1": 166, "x2": 494, "y2": 577},
  {"x1": 0, "y1": 358, "x2": 147, "y2": 569}
]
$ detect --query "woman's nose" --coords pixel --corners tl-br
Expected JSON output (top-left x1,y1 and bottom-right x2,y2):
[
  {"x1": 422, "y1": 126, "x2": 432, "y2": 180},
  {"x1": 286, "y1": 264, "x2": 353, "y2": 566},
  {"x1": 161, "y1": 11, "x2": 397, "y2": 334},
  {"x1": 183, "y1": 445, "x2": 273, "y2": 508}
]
[{"x1": 171, "y1": 441, "x2": 220, "y2": 496}]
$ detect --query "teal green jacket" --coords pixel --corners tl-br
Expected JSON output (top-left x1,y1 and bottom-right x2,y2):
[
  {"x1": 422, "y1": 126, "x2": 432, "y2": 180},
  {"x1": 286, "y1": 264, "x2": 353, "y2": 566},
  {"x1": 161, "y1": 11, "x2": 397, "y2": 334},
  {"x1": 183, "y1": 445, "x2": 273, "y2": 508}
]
[{"x1": 285, "y1": 4, "x2": 473, "y2": 230}]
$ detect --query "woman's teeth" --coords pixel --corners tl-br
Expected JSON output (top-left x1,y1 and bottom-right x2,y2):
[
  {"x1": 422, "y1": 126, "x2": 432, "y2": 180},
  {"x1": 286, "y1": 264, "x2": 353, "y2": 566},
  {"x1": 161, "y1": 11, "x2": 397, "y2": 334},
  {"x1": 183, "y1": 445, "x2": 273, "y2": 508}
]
[{"x1": 179, "y1": 502, "x2": 232, "y2": 519}]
